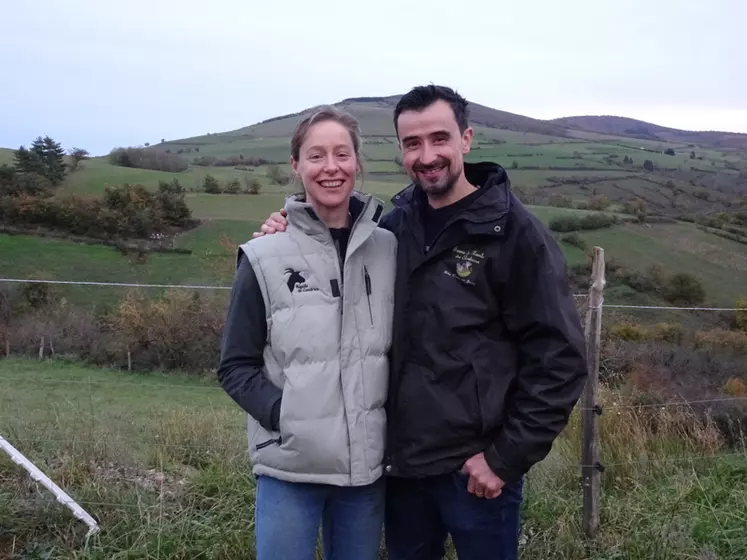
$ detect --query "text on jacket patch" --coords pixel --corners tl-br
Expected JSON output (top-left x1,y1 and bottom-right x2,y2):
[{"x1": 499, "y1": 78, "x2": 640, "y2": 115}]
[{"x1": 444, "y1": 247, "x2": 486, "y2": 286}]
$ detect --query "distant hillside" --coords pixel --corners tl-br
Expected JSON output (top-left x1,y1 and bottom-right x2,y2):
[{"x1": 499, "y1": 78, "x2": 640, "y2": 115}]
[
  {"x1": 551, "y1": 116, "x2": 747, "y2": 151},
  {"x1": 222, "y1": 94, "x2": 570, "y2": 140}
]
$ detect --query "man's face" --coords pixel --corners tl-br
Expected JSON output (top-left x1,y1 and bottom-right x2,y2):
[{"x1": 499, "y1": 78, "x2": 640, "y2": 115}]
[{"x1": 396, "y1": 99, "x2": 473, "y2": 198}]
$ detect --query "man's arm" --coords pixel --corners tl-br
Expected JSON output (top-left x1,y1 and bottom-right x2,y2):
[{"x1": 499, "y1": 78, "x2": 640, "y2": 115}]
[
  {"x1": 252, "y1": 206, "x2": 400, "y2": 238},
  {"x1": 484, "y1": 216, "x2": 588, "y2": 483},
  {"x1": 217, "y1": 252, "x2": 282, "y2": 431}
]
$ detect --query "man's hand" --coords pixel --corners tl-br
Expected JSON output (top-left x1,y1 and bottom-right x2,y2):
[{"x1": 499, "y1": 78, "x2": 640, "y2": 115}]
[
  {"x1": 252, "y1": 208, "x2": 289, "y2": 238},
  {"x1": 461, "y1": 452, "x2": 505, "y2": 499}
]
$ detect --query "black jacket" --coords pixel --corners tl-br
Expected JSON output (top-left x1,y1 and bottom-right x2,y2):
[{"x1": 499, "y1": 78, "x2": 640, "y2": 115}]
[{"x1": 379, "y1": 161, "x2": 588, "y2": 483}]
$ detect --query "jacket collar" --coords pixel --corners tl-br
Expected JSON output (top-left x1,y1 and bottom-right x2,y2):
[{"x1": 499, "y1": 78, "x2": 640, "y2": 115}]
[
  {"x1": 284, "y1": 190, "x2": 386, "y2": 256},
  {"x1": 391, "y1": 161, "x2": 512, "y2": 230}
]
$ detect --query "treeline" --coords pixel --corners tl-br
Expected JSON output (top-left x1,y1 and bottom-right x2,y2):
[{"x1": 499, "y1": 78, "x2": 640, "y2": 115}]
[{"x1": 109, "y1": 147, "x2": 188, "y2": 173}]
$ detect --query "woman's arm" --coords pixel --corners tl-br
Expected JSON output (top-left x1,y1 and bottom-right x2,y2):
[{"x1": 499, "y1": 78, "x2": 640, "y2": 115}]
[{"x1": 217, "y1": 252, "x2": 282, "y2": 431}]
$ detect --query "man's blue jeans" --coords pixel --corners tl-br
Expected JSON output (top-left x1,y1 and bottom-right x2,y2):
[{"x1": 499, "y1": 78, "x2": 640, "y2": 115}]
[
  {"x1": 384, "y1": 471, "x2": 524, "y2": 560},
  {"x1": 254, "y1": 474, "x2": 385, "y2": 560}
]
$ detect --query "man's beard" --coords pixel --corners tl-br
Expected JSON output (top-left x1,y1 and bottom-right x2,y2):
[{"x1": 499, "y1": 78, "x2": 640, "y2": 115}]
[{"x1": 411, "y1": 158, "x2": 461, "y2": 198}]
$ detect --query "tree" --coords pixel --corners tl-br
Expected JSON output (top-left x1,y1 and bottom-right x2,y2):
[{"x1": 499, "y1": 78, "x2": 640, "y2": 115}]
[
  {"x1": 643, "y1": 159, "x2": 655, "y2": 172},
  {"x1": 68, "y1": 148, "x2": 90, "y2": 172},
  {"x1": 224, "y1": 178, "x2": 241, "y2": 194},
  {"x1": 664, "y1": 148, "x2": 675, "y2": 156},
  {"x1": 203, "y1": 175, "x2": 221, "y2": 194},
  {"x1": 14, "y1": 136, "x2": 67, "y2": 185},
  {"x1": 690, "y1": 151, "x2": 696, "y2": 159}
]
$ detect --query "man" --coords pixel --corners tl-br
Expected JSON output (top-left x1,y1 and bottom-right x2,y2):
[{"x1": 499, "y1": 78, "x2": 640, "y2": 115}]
[{"x1": 255, "y1": 85, "x2": 588, "y2": 559}]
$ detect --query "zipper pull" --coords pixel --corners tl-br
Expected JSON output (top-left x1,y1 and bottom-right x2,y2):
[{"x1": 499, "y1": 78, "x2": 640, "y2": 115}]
[{"x1": 364, "y1": 267, "x2": 372, "y2": 295}]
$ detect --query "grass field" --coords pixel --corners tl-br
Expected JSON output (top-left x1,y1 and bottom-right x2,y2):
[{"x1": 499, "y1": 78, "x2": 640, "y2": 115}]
[
  {"x1": 573, "y1": 222, "x2": 747, "y2": 305},
  {"x1": 1, "y1": 357, "x2": 745, "y2": 559}
]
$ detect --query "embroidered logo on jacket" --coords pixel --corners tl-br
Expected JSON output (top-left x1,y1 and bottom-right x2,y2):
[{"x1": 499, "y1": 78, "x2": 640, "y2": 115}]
[
  {"x1": 284, "y1": 268, "x2": 319, "y2": 293},
  {"x1": 445, "y1": 247, "x2": 485, "y2": 286}
]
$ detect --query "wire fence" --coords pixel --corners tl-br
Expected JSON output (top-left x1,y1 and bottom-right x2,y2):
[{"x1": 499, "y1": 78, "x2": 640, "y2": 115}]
[{"x1": 1, "y1": 268, "x2": 747, "y2": 551}]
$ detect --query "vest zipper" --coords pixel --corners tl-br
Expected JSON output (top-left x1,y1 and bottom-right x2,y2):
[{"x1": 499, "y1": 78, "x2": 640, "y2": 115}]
[
  {"x1": 255, "y1": 436, "x2": 282, "y2": 450},
  {"x1": 364, "y1": 266, "x2": 373, "y2": 326}
]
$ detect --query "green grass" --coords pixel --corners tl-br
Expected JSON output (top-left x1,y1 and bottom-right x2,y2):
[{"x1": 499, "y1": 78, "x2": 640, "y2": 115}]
[
  {"x1": 575, "y1": 222, "x2": 747, "y2": 305},
  {"x1": 1, "y1": 358, "x2": 744, "y2": 559},
  {"x1": 58, "y1": 159, "x2": 278, "y2": 196},
  {"x1": 0, "y1": 232, "x2": 236, "y2": 308}
]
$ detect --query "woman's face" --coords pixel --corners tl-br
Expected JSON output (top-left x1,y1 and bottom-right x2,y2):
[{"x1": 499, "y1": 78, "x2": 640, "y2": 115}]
[{"x1": 291, "y1": 120, "x2": 358, "y2": 213}]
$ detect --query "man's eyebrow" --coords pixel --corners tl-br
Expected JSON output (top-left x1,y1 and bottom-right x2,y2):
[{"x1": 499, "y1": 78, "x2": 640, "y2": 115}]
[{"x1": 401, "y1": 130, "x2": 451, "y2": 144}]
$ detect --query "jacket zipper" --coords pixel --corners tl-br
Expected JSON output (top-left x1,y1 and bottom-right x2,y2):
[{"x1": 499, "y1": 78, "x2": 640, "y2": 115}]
[
  {"x1": 364, "y1": 266, "x2": 373, "y2": 326},
  {"x1": 255, "y1": 436, "x2": 282, "y2": 450}
]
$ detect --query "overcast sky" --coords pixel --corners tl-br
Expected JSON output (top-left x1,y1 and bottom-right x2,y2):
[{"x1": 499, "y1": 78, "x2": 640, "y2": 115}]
[{"x1": 1, "y1": 0, "x2": 744, "y2": 155}]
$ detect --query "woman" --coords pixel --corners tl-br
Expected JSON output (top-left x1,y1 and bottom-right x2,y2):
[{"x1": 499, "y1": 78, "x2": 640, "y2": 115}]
[{"x1": 217, "y1": 106, "x2": 396, "y2": 560}]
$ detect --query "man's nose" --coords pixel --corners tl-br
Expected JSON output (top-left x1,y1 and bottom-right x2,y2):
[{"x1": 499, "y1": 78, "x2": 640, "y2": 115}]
[{"x1": 420, "y1": 143, "x2": 438, "y2": 165}]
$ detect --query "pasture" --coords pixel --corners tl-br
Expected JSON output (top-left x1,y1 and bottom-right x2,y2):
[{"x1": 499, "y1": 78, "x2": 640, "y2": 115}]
[{"x1": 0, "y1": 358, "x2": 744, "y2": 559}]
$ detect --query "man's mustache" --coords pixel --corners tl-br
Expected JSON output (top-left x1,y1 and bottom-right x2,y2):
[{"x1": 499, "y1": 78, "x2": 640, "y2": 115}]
[{"x1": 413, "y1": 158, "x2": 450, "y2": 172}]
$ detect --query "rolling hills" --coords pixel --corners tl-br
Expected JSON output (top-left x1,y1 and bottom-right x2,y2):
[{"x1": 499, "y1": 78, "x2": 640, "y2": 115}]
[{"x1": 2, "y1": 95, "x2": 746, "y2": 311}]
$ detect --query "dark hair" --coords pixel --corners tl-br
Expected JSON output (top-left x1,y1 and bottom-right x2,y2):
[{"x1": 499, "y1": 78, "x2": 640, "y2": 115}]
[
  {"x1": 290, "y1": 105, "x2": 363, "y2": 173},
  {"x1": 393, "y1": 85, "x2": 470, "y2": 135}
]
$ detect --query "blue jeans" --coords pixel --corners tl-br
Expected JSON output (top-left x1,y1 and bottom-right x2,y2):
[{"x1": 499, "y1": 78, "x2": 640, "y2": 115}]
[
  {"x1": 384, "y1": 471, "x2": 524, "y2": 560},
  {"x1": 254, "y1": 474, "x2": 385, "y2": 560}
]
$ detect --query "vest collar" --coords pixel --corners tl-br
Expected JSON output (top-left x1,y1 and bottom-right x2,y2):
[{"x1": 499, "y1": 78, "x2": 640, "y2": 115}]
[{"x1": 284, "y1": 190, "x2": 385, "y2": 257}]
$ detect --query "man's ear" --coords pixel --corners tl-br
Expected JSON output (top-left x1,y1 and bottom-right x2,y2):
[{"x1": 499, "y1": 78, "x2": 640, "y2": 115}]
[{"x1": 461, "y1": 127, "x2": 474, "y2": 155}]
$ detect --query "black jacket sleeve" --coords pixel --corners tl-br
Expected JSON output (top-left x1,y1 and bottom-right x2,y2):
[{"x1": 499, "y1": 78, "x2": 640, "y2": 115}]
[
  {"x1": 484, "y1": 213, "x2": 588, "y2": 482},
  {"x1": 217, "y1": 252, "x2": 282, "y2": 432}
]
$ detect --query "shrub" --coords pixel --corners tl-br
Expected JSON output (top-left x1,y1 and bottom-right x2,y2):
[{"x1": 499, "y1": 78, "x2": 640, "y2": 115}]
[
  {"x1": 723, "y1": 377, "x2": 747, "y2": 397},
  {"x1": 549, "y1": 213, "x2": 617, "y2": 233},
  {"x1": 587, "y1": 195, "x2": 611, "y2": 211},
  {"x1": 266, "y1": 164, "x2": 290, "y2": 185},
  {"x1": 650, "y1": 322, "x2": 685, "y2": 344},
  {"x1": 245, "y1": 177, "x2": 262, "y2": 195},
  {"x1": 561, "y1": 232, "x2": 587, "y2": 250},
  {"x1": 224, "y1": 179, "x2": 241, "y2": 194},
  {"x1": 692, "y1": 330, "x2": 747, "y2": 352},
  {"x1": 548, "y1": 194, "x2": 573, "y2": 208},
  {"x1": 608, "y1": 322, "x2": 648, "y2": 341},
  {"x1": 664, "y1": 273, "x2": 706, "y2": 306}
]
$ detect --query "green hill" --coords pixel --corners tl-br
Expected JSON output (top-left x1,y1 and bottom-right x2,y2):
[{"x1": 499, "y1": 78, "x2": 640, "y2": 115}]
[{"x1": 2, "y1": 96, "x2": 746, "y2": 311}]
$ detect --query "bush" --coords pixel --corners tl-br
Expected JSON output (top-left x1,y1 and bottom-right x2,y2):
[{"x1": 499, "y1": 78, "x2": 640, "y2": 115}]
[
  {"x1": 608, "y1": 322, "x2": 648, "y2": 341},
  {"x1": 0, "y1": 182, "x2": 194, "y2": 240},
  {"x1": 650, "y1": 322, "x2": 685, "y2": 344},
  {"x1": 548, "y1": 194, "x2": 573, "y2": 208},
  {"x1": 692, "y1": 330, "x2": 747, "y2": 352},
  {"x1": 224, "y1": 179, "x2": 241, "y2": 194},
  {"x1": 723, "y1": 377, "x2": 747, "y2": 397},
  {"x1": 664, "y1": 273, "x2": 706, "y2": 306},
  {"x1": 587, "y1": 195, "x2": 611, "y2": 211},
  {"x1": 245, "y1": 178, "x2": 262, "y2": 195},
  {"x1": 267, "y1": 164, "x2": 290, "y2": 185},
  {"x1": 549, "y1": 213, "x2": 618, "y2": 233},
  {"x1": 561, "y1": 232, "x2": 587, "y2": 250}
]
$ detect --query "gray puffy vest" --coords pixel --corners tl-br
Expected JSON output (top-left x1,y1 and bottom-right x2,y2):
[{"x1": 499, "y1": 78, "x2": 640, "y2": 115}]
[{"x1": 238, "y1": 191, "x2": 396, "y2": 487}]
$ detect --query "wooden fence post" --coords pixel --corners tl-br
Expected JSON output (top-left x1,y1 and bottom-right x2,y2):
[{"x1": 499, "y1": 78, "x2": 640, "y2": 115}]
[{"x1": 582, "y1": 246, "x2": 605, "y2": 539}]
